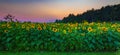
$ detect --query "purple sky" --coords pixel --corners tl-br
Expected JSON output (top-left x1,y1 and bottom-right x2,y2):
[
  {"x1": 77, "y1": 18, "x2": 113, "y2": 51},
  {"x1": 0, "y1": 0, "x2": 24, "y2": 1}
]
[{"x1": 0, "y1": 0, "x2": 120, "y2": 22}]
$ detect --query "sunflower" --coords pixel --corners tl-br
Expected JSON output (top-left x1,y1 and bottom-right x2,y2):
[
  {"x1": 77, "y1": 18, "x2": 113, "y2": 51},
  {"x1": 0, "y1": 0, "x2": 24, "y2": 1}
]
[
  {"x1": 89, "y1": 22, "x2": 94, "y2": 26},
  {"x1": 87, "y1": 27, "x2": 93, "y2": 32},
  {"x1": 81, "y1": 33, "x2": 85, "y2": 36},
  {"x1": 117, "y1": 28, "x2": 120, "y2": 32},
  {"x1": 75, "y1": 23, "x2": 78, "y2": 26},
  {"x1": 31, "y1": 24, "x2": 35, "y2": 28},
  {"x1": 38, "y1": 26, "x2": 42, "y2": 30},
  {"x1": 1, "y1": 24, "x2": 6, "y2": 27},
  {"x1": 43, "y1": 26, "x2": 46, "y2": 29},
  {"x1": 7, "y1": 24, "x2": 12, "y2": 28},
  {"x1": 63, "y1": 30, "x2": 67, "y2": 34},
  {"x1": 68, "y1": 29, "x2": 72, "y2": 33},
  {"x1": 84, "y1": 22, "x2": 88, "y2": 25},
  {"x1": 4, "y1": 30, "x2": 8, "y2": 33},
  {"x1": 52, "y1": 28, "x2": 58, "y2": 32},
  {"x1": 7, "y1": 24, "x2": 10, "y2": 27},
  {"x1": 43, "y1": 22, "x2": 46, "y2": 26},
  {"x1": 82, "y1": 27, "x2": 86, "y2": 30},
  {"x1": 22, "y1": 25, "x2": 25, "y2": 28},
  {"x1": 75, "y1": 27, "x2": 78, "y2": 30},
  {"x1": 111, "y1": 24, "x2": 116, "y2": 28},
  {"x1": 102, "y1": 27, "x2": 108, "y2": 31},
  {"x1": 26, "y1": 27, "x2": 30, "y2": 31},
  {"x1": 103, "y1": 22, "x2": 106, "y2": 24}
]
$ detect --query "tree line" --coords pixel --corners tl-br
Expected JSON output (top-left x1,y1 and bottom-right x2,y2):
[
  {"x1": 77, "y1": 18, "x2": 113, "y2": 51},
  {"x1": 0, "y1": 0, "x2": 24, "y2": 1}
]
[{"x1": 55, "y1": 4, "x2": 120, "y2": 23}]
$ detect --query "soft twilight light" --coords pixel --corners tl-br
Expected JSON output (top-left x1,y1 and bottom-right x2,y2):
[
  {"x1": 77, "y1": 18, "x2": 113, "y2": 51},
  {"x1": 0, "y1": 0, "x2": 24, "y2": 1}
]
[{"x1": 0, "y1": 0, "x2": 120, "y2": 22}]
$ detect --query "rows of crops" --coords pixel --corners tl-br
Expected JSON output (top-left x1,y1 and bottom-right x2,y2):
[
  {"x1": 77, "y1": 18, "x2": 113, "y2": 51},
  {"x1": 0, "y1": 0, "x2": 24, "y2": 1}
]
[{"x1": 0, "y1": 21, "x2": 120, "y2": 51}]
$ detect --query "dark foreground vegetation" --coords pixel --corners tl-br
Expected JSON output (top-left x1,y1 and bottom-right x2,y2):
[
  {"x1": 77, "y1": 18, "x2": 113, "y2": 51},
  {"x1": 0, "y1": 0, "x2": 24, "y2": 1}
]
[{"x1": 0, "y1": 21, "x2": 120, "y2": 52}]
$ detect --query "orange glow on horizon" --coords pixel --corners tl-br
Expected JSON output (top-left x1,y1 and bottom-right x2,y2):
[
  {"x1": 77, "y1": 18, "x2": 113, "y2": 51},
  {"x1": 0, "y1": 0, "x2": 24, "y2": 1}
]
[{"x1": 0, "y1": 0, "x2": 120, "y2": 22}]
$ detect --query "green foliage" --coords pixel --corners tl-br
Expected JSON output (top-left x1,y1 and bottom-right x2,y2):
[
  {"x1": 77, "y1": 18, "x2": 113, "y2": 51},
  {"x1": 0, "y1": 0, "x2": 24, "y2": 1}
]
[
  {"x1": 56, "y1": 4, "x2": 120, "y2": 23},
  {"x1": 0, "y1": 22, "x2": 120, "y2": 52}
]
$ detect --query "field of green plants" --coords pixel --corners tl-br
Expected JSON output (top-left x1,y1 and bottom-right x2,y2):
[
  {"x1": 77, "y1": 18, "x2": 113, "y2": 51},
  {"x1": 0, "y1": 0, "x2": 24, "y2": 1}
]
[{"x1": 0, "y1": 21, "x2": 120, "y2": 52}]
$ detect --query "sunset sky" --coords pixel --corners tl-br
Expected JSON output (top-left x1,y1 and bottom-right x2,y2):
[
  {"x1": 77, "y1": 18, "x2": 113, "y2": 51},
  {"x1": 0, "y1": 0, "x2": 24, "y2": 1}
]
[{"x1": 0, "y1": 0, "x2": 120, "y2": 22}]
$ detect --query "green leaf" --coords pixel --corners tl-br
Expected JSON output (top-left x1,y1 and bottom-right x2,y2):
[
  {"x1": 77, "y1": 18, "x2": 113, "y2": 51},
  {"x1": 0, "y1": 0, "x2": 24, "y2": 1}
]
[{"x1": 6, "y1": 38, "x2": 12, "y2": 42}]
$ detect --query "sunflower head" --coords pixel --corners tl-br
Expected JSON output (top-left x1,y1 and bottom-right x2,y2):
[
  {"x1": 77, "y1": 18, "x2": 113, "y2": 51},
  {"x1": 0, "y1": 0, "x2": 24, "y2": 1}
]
[
  {"x1": 81, "y1": 33, "x2": 85, "y2": 36},
  {"x1": 42, "y1": 26, "x2": 46, "y2": 30},
  {"x1": 82, "y1": 27, "x2": 86, "y2": 30},
  {"x1": 89, "y1": 22, "x2": 94, "y2": 26},
  {"x1": 26, "y1": 27, "x2": 30, "y2": 31},
  {"x1": 63, "y1": 30, "x2": 67, "y2": 34},
  {"x1": 38, "y1": 26, "x2": 42, "y2": 30},
  {"x1": 68, "y1": 29, "x2": 72, "y2": 33},
  {"x1": 22, "y1": 25, "x2": 25, "y2": 28},
  {"x1": 117, "y1": 28, "x2": 120, "y2": 32},
  {"x1": 4, "y1": 30, "x2": 8, "y2": 33},
  {"x1": 31, "y1": 24, "x2": 35, "y2": 28},
  {"x1": 87, "y1": 27, "x2": 93, "y2": 32},
  {"x1": 1, "y1": 24, "x2": 6, "y2": 27},
  {"x1": 102, "y1": 27, "x2": 108, "y2": 32},
  {"x1": 84, "y1": 22, "x2": 88, "y2": 25},
  {"x1": 7, "y1": 24, "x2": 10, "y2": 27},
  {"x1": 52, "y1": 28, "x2": 58, "y2": 32},
  {"x1": 111, "y1": 24, "x2": 116, "y2": 28}
]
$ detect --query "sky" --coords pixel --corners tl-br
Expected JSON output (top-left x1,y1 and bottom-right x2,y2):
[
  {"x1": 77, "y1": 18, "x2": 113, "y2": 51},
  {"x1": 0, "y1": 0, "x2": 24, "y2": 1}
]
[{"x1": 0, "y1": 0, "x2": 120, "y2": 22}]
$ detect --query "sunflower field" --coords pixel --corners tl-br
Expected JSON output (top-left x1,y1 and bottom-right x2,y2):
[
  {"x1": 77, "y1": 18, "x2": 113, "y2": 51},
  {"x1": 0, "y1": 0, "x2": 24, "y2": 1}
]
[{"x1": 0, "y1": 21, "x2": 120, "y2": 52}]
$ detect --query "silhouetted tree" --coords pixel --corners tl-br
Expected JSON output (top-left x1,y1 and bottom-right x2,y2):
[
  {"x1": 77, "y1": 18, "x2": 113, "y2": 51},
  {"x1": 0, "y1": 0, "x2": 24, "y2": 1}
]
[
  {"x1": 4, "y1": 14, "x2": 15, "y2": 22},
  {"x1": 4, "y1": 14, "x2": 19, "y2": 22},
  {"x1": 56, "y1": 4, "x2": 120, "y2": 23}
]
